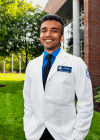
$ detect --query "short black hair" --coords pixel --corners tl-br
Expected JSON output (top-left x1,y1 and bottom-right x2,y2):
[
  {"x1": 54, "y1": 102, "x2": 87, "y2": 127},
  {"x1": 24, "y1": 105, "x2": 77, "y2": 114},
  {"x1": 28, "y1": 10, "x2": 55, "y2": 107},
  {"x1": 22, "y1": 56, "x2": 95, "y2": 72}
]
[{"x1": 41, "y1": 14, "x2": 64, "y2": 35}]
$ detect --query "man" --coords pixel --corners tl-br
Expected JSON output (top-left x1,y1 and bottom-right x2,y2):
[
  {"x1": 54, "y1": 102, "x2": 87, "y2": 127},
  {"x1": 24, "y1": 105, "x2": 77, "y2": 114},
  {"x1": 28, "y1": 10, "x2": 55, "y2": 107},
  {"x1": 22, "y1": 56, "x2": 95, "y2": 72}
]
[{"x1": 23, "y1": 14, "x2": 93, "y2": 140}]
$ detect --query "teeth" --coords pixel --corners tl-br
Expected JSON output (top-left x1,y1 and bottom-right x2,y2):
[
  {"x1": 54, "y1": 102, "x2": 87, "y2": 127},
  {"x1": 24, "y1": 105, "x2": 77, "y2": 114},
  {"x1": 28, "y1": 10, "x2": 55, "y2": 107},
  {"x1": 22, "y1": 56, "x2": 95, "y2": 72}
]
[{"x1": 46, "y1": 40, "x2": 52, "y2": 41}]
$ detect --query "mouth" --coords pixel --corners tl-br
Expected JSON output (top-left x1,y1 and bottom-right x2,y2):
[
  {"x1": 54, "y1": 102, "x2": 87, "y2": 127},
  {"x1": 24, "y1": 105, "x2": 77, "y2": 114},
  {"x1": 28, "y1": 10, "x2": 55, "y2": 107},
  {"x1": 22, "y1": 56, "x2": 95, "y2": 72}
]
[
  {"x1": 45, "y1": 40, "x2": 53, "y2": 42},
  {"x1": 44, "y1": 39, "x2": 54, "y2": 43}
]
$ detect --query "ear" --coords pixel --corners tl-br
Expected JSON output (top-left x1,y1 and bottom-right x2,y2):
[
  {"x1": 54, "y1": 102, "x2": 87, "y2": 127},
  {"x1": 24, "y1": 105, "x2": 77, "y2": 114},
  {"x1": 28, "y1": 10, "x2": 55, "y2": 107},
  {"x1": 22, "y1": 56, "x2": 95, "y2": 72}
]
[{"x1": 60, "y1": 35, "x2": 64, "y2": 42}]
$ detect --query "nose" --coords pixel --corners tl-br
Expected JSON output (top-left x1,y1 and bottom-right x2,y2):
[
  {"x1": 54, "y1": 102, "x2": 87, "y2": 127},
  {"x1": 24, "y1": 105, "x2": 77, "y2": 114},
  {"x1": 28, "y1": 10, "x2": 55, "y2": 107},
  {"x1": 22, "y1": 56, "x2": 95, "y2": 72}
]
[{"x1": 45, "y1": 31, "x2": 52, "y2": 37}]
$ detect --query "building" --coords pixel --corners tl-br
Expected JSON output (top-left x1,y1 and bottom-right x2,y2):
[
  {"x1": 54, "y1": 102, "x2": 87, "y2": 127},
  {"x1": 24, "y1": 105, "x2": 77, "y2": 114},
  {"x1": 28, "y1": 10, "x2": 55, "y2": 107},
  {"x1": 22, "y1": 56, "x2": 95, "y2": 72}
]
[{"x1": 44, "y1": 0, "x2": 100, "y2": 92}]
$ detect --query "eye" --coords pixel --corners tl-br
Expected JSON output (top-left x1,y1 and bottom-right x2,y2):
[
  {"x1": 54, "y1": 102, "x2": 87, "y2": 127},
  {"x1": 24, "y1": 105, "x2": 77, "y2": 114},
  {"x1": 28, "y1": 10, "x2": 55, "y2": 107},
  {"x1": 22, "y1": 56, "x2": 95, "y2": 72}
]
[
  {"x1": 52, "y1": 29, "x2": 58, "y2": 33},
  {"x1": 41, "y1": 30, "x2": 47, "y2": 33}
]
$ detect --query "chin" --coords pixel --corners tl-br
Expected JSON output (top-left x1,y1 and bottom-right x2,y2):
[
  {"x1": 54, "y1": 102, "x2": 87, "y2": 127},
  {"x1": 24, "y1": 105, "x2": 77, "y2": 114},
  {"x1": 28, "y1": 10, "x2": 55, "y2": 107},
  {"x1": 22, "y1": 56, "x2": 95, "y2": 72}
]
[
  {"x1": 44, "y1": 45, "x2": 53, "y2": 50},
  {"x1": 45, "y1": 47, "x2": 55, "y2": 51}
]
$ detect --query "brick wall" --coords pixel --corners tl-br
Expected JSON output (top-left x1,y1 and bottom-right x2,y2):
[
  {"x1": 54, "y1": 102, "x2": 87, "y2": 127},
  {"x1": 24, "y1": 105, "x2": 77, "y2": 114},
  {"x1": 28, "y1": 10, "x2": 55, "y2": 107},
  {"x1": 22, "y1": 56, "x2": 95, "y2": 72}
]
[
  {"x1": 84, "y1": 0, "x2": 100, "y2": 91},
  {"x1": 44, "y1": 0, "x2": 67, "y2": 14}
]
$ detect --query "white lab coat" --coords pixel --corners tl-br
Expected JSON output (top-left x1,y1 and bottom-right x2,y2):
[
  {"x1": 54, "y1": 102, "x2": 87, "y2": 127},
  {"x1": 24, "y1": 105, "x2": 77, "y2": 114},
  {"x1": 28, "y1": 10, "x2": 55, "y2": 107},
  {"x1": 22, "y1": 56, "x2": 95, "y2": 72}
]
[{"x1": 23, "y1": 48, "x2": 93, "y2": 140}]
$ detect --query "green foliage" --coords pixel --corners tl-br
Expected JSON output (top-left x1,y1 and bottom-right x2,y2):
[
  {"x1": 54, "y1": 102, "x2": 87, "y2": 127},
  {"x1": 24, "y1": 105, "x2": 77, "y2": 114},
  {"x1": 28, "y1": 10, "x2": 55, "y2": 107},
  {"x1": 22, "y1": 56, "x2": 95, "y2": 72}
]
[
  {"x1": 0, "y1": 0, "x2": 34, "y2": 57},
  {"x1": 96, "y1": 86, "x2": 100, "y2": 92},
  {"x1": 66, "y1": 22, "x2": 73, "y2": 48},
  {"x1": 0, "y1": 0, "x2": 47, "y2": 67},
  {"x1": 94, "y1": 86, "x2": 100, "y2": 104},
  {"x1": 0, "y1": 0, "x2": 34, "y2": 18},
  {"x1": 0, "y1": 61, "x2": 3, "y2": 71},
  {"x1": 9, "y1": 9, "x2": 47, "y2": 67},
  {"x1": 0, "y1": 53, "x2": 25, "y2": 72}
]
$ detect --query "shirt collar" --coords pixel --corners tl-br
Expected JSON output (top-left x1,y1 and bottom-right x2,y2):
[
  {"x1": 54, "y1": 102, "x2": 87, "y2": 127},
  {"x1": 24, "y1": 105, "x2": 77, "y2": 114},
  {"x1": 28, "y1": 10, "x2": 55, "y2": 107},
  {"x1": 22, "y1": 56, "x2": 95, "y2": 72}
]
[{"x1": 43, "y1": 47, "x2": 61, "y2": 60}]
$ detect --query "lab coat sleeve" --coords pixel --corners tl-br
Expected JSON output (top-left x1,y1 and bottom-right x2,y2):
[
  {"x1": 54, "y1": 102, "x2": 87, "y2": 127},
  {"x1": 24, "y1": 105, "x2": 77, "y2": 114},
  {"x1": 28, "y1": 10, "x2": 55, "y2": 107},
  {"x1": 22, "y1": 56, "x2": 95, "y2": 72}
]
[
  {"x1": 72, "y1": 58, "x2": 94, "y2": 140},
  {"x1": 23, "y1": 61, "x2": 33, "y2": 137}
]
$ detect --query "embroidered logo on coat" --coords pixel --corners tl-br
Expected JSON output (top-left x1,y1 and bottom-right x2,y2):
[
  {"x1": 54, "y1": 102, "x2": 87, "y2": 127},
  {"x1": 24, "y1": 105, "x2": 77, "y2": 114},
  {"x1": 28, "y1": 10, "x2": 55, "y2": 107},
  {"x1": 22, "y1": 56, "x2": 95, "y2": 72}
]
[
  {"x1": 86, "y1": 68, "x2": 91, "y2": 79},
  {"x1": 57, "y1": 66, "x2": 72, "y2": 73}
]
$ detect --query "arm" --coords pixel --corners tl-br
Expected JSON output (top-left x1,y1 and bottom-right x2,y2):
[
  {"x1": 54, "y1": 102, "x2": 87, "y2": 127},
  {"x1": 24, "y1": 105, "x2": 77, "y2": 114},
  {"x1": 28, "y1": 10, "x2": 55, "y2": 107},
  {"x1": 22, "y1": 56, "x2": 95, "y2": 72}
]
[{"x1": 72, "y1": 58, "x2": 94, "y2": 140}]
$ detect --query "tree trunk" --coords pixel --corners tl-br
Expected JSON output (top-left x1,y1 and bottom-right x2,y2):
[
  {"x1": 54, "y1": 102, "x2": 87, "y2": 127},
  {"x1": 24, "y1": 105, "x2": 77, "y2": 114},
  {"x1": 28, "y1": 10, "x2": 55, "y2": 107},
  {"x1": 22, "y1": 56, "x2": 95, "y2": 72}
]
[
  {"x1": 25, "y1": 51, "x2": 28, "y2": 69},
  {"x1": 25, "y1": 40, "x2": 28, "y2": 69}
]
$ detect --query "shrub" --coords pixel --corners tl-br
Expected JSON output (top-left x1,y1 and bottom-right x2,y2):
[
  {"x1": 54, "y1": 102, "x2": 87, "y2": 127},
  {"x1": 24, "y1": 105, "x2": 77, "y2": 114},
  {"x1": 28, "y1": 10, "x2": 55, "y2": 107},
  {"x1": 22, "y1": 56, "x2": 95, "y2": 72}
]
[
  {"x1": 0, "y1": 61, "x2": 3, "y2": 71},
  {"x1": 94, "y1": 86, "x2": 100, "y2": 104}
]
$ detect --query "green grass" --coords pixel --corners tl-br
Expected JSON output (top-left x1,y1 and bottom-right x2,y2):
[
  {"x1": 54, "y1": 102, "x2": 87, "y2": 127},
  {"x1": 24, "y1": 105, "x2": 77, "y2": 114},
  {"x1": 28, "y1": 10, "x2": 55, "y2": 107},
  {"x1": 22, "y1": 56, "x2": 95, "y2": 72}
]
[
  {"x1": 85, "y1": 111, "x2": 100, "y2": 140},
  {"x1": 0, "y1": 81, "x2": 26, "y2": 140},
  {"x1": 0, "y1": 80, "x2": 100, "y2": 140}
]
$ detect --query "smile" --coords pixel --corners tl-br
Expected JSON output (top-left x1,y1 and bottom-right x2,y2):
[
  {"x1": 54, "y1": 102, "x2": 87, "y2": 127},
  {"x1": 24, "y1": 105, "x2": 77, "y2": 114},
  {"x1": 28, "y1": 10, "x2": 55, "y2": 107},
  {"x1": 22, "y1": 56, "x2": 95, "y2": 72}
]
[{"x1": 45, "y1": 40, "x2": 53, "y2": 42}]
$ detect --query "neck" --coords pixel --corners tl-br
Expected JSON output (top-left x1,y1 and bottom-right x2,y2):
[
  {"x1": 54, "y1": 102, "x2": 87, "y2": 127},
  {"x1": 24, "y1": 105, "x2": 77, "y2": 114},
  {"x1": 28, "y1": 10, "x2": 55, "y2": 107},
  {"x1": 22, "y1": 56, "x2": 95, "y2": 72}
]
[{"x1": 44, "y1": 46, "x2": 60, "y2": 54}]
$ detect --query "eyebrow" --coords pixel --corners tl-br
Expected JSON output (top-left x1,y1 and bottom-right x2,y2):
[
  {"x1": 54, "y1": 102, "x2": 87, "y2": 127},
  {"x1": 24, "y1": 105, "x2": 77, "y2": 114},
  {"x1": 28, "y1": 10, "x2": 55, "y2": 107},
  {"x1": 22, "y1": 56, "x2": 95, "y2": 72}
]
[
  {"x1": 41, "y1": 27, "x2": 59, "y2": 30},
  {"x1": 51, "y1": 27, "x2": 59, "y2": 30},
  {"x1": 41, "y1": 27, "x2": 47, "y2": 30}
]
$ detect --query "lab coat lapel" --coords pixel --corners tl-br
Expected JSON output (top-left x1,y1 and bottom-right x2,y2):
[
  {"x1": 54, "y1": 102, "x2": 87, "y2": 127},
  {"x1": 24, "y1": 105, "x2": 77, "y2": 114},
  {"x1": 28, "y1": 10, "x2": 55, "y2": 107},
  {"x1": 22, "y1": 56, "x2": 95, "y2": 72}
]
[{"x1": 47, "y1": 48, "x2": 68, "y2": 81}]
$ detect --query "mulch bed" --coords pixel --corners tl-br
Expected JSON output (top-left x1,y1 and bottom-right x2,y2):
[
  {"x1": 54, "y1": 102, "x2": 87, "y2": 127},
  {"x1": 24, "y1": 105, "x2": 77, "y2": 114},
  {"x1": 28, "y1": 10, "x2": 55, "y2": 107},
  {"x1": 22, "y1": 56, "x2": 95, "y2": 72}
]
[{"x1": 0, "y1": 85, "x2": 6, "y2": 87}]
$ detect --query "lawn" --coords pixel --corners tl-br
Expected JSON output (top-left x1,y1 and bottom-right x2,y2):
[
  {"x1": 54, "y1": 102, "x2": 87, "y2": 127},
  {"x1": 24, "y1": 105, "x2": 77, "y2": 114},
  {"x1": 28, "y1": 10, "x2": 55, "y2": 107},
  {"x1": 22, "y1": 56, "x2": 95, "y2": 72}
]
[
  {"x1": 0, "y1": 81, "x2": 25, "y2": 140},
  {"x1": 0, "y1": 80, "x2": 100, "y2": 139}
]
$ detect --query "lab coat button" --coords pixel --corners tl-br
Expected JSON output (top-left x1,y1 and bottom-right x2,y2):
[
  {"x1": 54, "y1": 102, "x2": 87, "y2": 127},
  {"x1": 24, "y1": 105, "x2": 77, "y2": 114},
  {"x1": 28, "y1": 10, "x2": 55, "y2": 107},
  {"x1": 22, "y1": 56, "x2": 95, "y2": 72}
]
[{"x1": 43, "y1": 101, "x2": 47, "y2": 105}]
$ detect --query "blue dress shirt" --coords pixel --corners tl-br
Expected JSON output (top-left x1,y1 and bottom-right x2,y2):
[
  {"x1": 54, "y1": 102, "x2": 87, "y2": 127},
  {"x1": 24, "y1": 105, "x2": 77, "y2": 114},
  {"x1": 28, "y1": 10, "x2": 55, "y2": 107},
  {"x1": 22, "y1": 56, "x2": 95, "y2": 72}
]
[{"x1": 42, "y1": 48, "x2": 61, "y2": 75}]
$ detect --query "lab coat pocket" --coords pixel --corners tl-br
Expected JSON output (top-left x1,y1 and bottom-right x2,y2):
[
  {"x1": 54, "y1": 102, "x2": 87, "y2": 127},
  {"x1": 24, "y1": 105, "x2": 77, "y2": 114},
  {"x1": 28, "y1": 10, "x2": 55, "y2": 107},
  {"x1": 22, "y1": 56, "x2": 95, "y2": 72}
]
[
  {"x1": 25, "y1": 105, "x2": 37, "y2": 137},
  {"x1": 25, "y1": 115, "x2": 37, "y2": 137},
  {"x1": 61, "y1": 102, "x2": 76, "y2": 137},
  {"x1": 52, "y1": 71, "x2": 74, "y2": 102}
]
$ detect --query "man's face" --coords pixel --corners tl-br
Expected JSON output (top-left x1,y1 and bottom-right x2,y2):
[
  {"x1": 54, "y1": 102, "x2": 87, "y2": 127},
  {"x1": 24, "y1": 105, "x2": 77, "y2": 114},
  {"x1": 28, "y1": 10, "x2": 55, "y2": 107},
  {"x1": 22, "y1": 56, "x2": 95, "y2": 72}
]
[{"x1": 40, "y1": 20, "x2": 64, "y2": 53}]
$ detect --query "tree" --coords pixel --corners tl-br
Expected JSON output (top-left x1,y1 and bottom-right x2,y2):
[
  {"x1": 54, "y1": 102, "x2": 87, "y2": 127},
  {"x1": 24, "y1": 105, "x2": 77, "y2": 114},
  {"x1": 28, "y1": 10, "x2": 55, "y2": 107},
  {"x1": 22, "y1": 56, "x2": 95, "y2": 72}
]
[
  {"x1": 9, "y1": 7, "x2": 47, "y2": 67},
  {"x1": 66, "y1": 22, "x2": 73, "y2": 54},
  {"x1": 0, "y1": 0, "x2": 34, "y2": 17},
  {"x1": 0, "y1": 0, "x2": 47, "y2": 67},
  {"x1": 0, "y1": 0, "x2": 34, "y2": 57}
]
